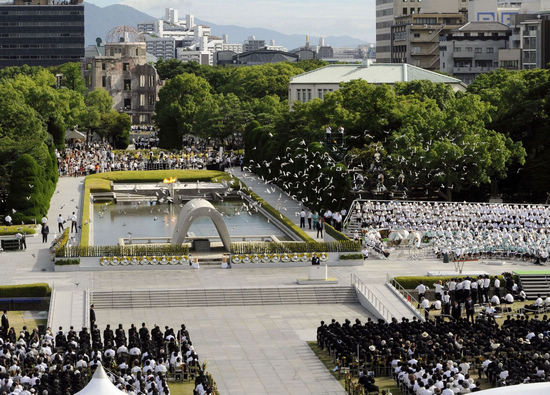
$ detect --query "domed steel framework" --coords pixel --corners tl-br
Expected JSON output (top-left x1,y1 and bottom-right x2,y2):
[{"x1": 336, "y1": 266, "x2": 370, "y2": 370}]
[{"x1": 105, "y1": 26, "x2": 144, "y2": 44}]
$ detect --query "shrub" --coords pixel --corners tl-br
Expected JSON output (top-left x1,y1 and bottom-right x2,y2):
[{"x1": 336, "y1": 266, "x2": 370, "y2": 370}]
[
  {"x1": 325, "y1": 223, "x2": 351, "y2": 241},
  {"x1": 0, "y1": 283, "x2": 51, "y2": 298},
  {"x1": 55, "y1": 258, "x2": 80, "y2": 265},
  {"x1": 339, "y1": 253, "x2": 363, "y2": 260},
  {"x1": 7, "y1": 154, "x2": 49, "y2": 223},
  {"x1": 393, "y1": 275, "x2": 506, "y2": 290},
  {"x1": 0, "y1": 225, "x2": 36, "y2": 235},
  {"x1": 53, "y1": 228, "x2": 70, "y2": 255}
]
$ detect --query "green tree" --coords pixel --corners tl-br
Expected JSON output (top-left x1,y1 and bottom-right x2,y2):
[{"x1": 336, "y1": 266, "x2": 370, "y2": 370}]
[
  {"x1": 468, "y1": 68, "x2": 550, "y2": 201},
  {"x1": 82, "y1": 88, "x2": 113, "y2": 141},
  {"x1": 155, "y1": 73, "x2": 213, "y2": 148},
  {"x1": 103, "y1": 110, "x2": 131, "y2": 149}
]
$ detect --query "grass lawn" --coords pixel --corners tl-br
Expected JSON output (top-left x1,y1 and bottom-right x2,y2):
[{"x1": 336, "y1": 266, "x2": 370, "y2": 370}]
[
  {"x1": 7, "y1": 311, "x2": 47, "y2": 333},
  {"x1": 307, "y1": 341, "x2": 402, "y2": 395},
  {"x1": 167, "y1": 382, "x2": 195, "y2": 395}
]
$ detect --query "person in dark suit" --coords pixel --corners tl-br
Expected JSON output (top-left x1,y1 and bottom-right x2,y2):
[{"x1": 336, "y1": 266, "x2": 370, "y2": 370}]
[
  {"x1": 465, "y1": 296, "x2": 475, "y2": 323},
  {"x1": 90, "y1": 304, "x2": 96, "y2": 327},
  {"x1": 1, "y1": 310, "x2": 8, "y2": 336},
  {"x1": 311, "y1": 255, "x2": 320, "y2": 265},
  {"x1": 41, "y1": 224, "x2": 49, "y2": 243},
  {"x1": 451, "y1": 301, "x2": 462, "y2": 321},
  {"x1": 104, "y1": 324, "x2": 114, "y2": 347}
]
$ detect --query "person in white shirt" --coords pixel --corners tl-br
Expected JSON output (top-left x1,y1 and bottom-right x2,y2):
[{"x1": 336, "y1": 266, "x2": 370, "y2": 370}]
[
  {"x1": 535, "y1": 295, "x2": 544, "y2": 307},
  {"x1": 494, "y1": 276, "x2": 501, "y2": 298},
  {"x1": 483, "y1": 276, "x2": 491, "y2": 302},
  {"x1": 434, "y1": 281, "x2": 444, "y2": 301},
  {"x1": 490, "y1": 294, "x2": 501, "y2": 305},
  {"x1": 503, "y1": 293, "x2": 514, "y2": 304},
  {"x1": 57, "y1": 213, "x2": 65, "y2": 233},
  {"x1": 70, "y1": 212, "x2": 78, "y2": 233},
  {"x1": 299, "y1": 209, "x2": 306, "y2": 229},
  {"x1": 415, "y1": 283, "x2": 427, "y2": 299},
  {"x1": 485, "y1": 304, "x2": 496, "y2": 316}
]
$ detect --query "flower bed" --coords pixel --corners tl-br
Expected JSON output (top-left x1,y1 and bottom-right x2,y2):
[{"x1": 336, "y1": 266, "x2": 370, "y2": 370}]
[
  {"x1": 99, "y1": 255, "x2": 191, "y2": 266},
  {"x1": 231, "y1": 252, "x2": 328, "y2": 264}
]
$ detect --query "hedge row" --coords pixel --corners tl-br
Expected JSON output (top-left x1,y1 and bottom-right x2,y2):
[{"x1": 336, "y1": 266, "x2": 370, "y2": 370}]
[
  {"x1": 59, "y1": 244, "x2": 190, "y2": 258},
  {"x1": 79, "y1": 177, "x2": 92, "y2": 247},
  {"x1": 0, "y1": 225, "x2": 36, "y2": 236},
  {"x1": 339, "y1": 253, "x2": 363, "y2": 260},
  {"x1": 86, "y1": 169, "x2": 230, "y2": 183},
  {"x1": 53, "y1": 228, "x2": 70, "y2": 255},
  {"x1": 393, "y1": 275, "x2": 507, "y2": 290},
  {"x1": 325, "y1": 223, "x2": 351, "y2": 241},
  {"x1": 55, "y1": 258, "x2": 80, "y2": 265},
  {"x1": 230, "y1": 240, "x2": 360, "y2": 254},
  {"x1": 0, "y1": 283, "x2": 51, "y2": 298}
]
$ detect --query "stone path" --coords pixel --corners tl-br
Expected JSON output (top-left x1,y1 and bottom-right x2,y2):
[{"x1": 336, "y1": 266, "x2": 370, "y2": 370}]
[{"x1": 48, "y1": 289, "x2": 88, "y2": 330}]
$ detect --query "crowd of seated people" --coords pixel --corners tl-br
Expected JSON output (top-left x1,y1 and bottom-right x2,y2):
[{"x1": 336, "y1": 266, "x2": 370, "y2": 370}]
[
  {"x1": 0, "y1": 321, "x2": 215, "y2": 394},
  {"x1": 349, "y1": 200, "x2": 550, "y2": 263},
  {"x1": 318, "y1": 314, "x2": 550, "y2": 394},
  {"x1": 56, "y1": 143, "x2": 242, "y2": 177}
]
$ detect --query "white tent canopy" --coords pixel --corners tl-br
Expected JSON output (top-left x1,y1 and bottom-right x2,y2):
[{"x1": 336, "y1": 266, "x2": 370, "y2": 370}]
[
  {"x1": 65, "y1": 128, "x2": 87, "y2": 141},
  {"x1": 478, "y1": 382, "x2": 550, "y2": 394},
  {"x1": 75, "y1": 364, "x2": 126, "y2": 395}
]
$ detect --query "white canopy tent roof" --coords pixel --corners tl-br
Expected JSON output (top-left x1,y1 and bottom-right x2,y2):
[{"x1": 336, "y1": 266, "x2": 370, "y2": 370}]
[
  {"x1": 65, "y1": 128, "x2": 87, "y2": 141},
  {"x1": 478, "y1": 382, "x2": 550, "y2": 394},
  {"x1": 75, "y1": 364, "x2": 126, "y2": 395}
]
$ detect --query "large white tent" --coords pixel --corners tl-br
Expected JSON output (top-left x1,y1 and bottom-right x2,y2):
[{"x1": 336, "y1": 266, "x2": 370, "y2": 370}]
[
  {"x1": 75, "y1": 364, "x2": 126, "y2": 395},
  {"x1": 478, "y1": 382, "x2": 550, "y2": 394}
]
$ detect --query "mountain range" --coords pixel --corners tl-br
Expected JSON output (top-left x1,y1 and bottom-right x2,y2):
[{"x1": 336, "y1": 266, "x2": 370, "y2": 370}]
[{"x1": 84, "y1": 2, "x2": 369, "y2": 50}]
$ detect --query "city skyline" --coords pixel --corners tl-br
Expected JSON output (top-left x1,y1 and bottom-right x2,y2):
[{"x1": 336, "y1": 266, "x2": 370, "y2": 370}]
[{"x1": 86, "y1": 0, "x2": 375, "y2": 42}]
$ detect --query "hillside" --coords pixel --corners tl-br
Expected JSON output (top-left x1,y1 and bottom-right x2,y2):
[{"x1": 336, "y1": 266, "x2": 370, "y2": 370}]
[{"x1": 84, "y1": 2, "x2": 368, "y2": 49}]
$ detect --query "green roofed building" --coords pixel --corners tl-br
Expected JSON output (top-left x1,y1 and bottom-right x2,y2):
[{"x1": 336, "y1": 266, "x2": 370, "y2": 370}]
[{"x1": 288, "y1": 61, "x2": 466, "y2": 104}]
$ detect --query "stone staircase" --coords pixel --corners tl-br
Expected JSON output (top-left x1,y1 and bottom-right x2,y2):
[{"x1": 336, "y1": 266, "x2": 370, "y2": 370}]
[
  {"x1": 517, "y1": 273, "x2": 550, "y2": 300},
  {"x1": 91, "y1": 286, "x2": 359, "y2": 309}
]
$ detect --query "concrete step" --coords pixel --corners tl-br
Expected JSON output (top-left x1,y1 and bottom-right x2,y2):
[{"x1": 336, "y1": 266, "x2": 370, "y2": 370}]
[{"x1": 91, "y1": 286, "x2": 359, "y2": 309}]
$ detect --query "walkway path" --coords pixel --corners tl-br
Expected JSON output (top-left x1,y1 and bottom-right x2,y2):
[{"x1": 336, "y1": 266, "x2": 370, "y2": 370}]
[
  {"x1": 48, "y1": 288, "x2": 88, "y2": 330},
  {"x1": 228, "y1": 168, "x2": 334, "y2": 241}
]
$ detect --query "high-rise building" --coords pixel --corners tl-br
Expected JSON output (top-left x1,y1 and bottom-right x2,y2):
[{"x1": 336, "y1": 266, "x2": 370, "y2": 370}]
[
  {"x1": 137, "y1": 8, "x2": 242, "y2": 66},
  {"x1": 440, "y1": 22, "x2": 511, "y2": 83},
  {"x1": 391, "y1": 12, "x2": 465, "y2": 70},
  {"x1": 0, "y1": 0, "x2": 84, "y2": 68},
  {"x1": 376, "y1": 0, "x2": 468, "y2": 63}
]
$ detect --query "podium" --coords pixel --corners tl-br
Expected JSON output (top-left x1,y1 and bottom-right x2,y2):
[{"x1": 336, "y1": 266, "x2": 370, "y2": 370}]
[{"x1": 297, "y1": 264, "x2": 338, "y2": 285}]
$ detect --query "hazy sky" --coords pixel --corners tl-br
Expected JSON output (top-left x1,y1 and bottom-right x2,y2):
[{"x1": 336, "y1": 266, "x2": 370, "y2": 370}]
[{"x1": 87, "y1": 0, "x2": 376, "y2": 41}]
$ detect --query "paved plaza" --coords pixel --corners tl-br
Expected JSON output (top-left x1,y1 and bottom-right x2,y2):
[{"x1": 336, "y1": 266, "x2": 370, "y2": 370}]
[
  {"x1": 96, "y1": 304, "x2": 369, "y2": 395},
  {"x1": 0, "y1": 170, "x2": 542, "y2": 394}
]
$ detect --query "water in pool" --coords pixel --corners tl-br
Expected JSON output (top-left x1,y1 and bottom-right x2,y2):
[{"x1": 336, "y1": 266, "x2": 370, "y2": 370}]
[{"x1": 92, "y1": 200, "x2": 287, "y2": 245}]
